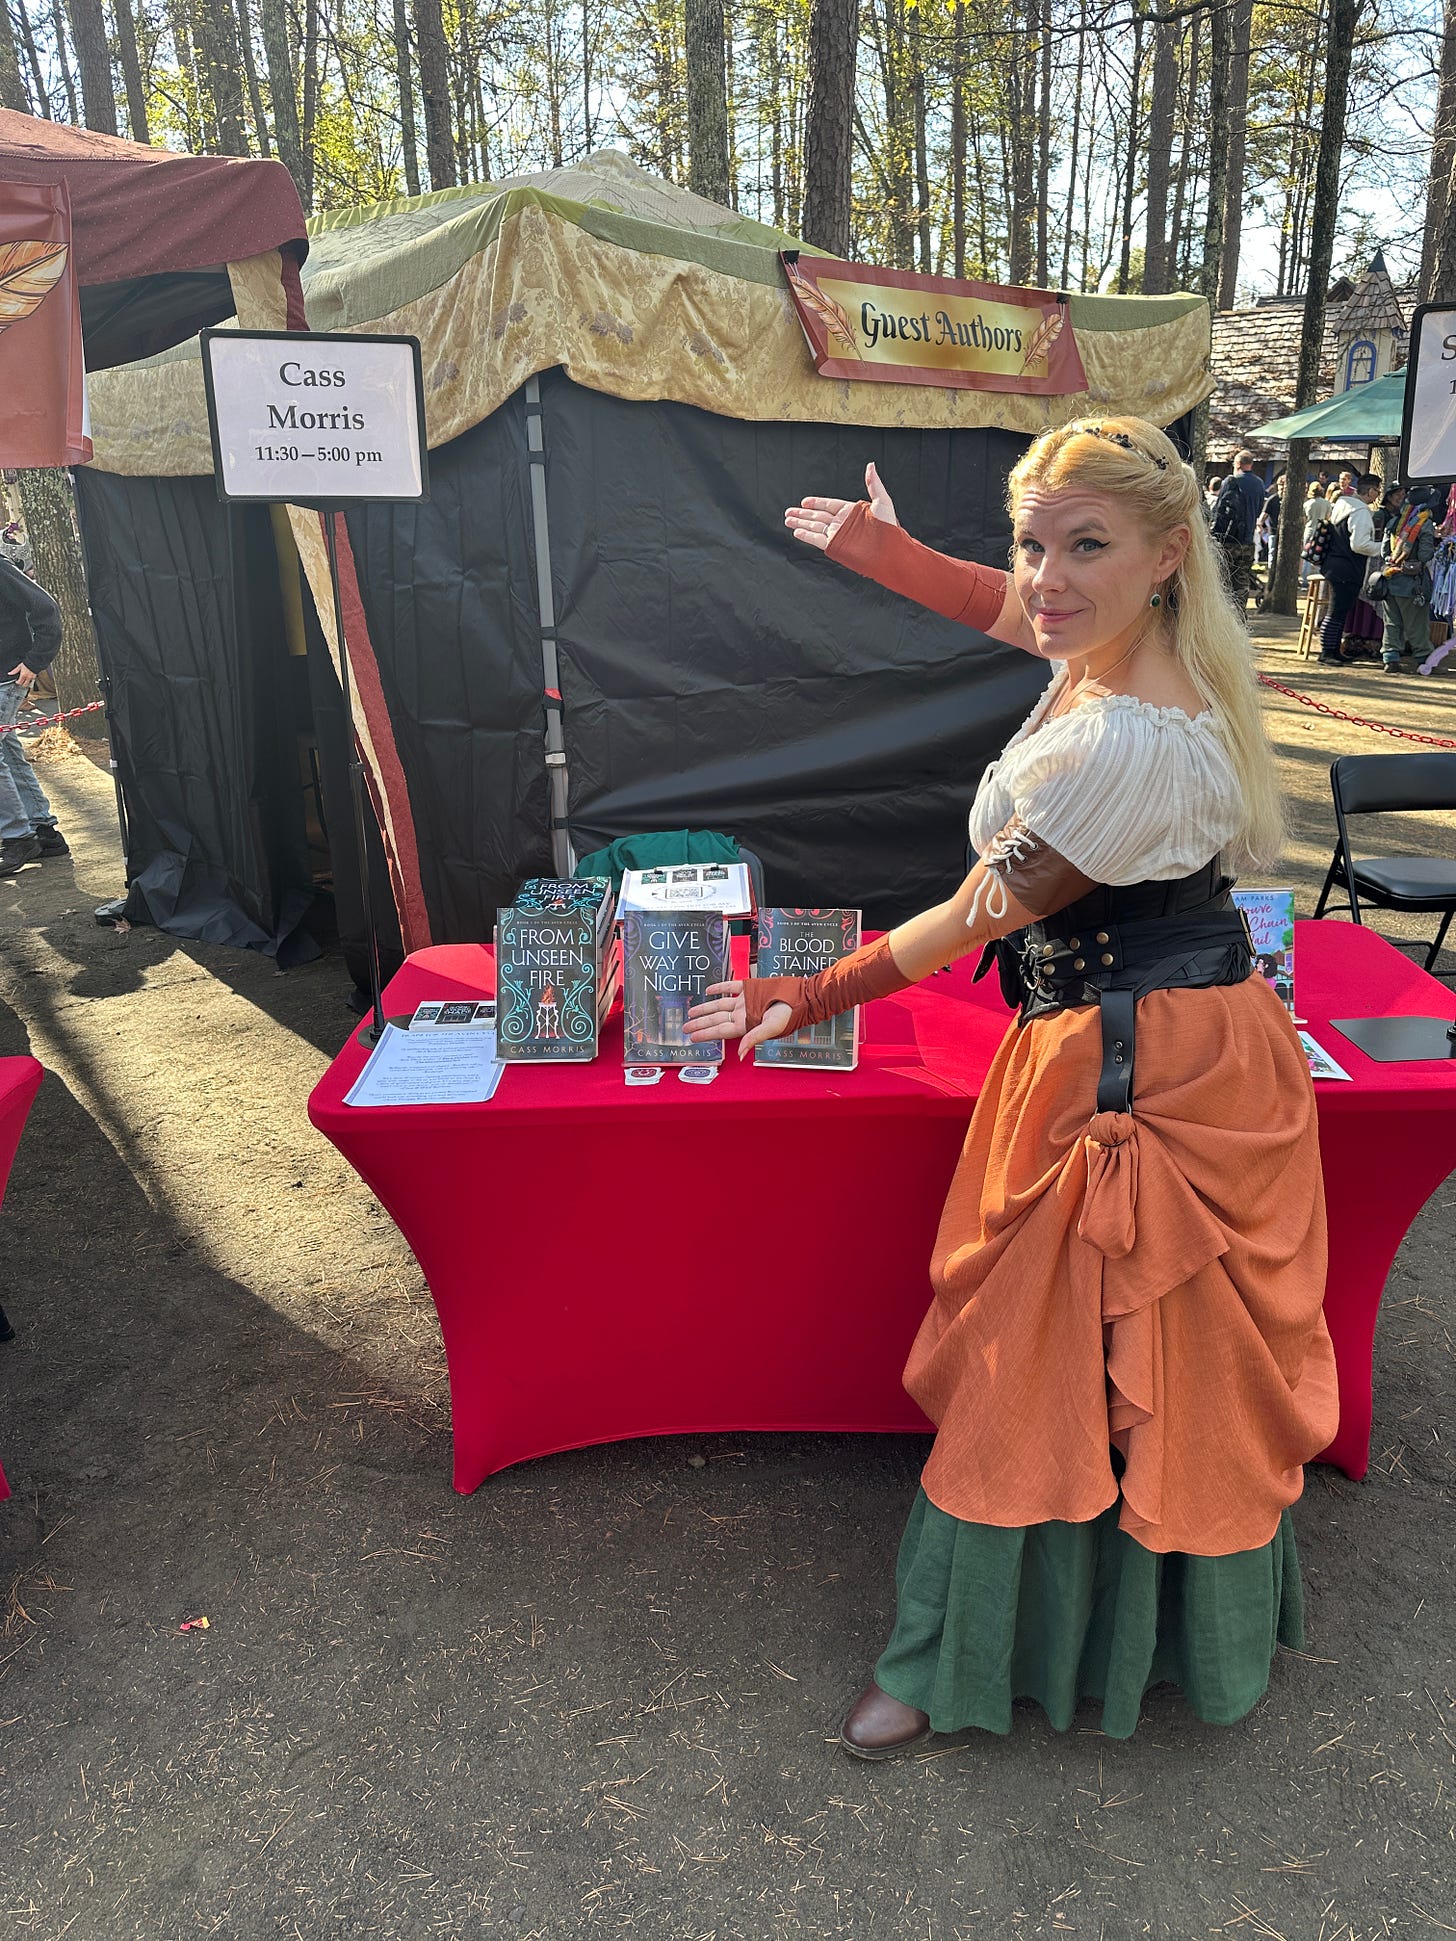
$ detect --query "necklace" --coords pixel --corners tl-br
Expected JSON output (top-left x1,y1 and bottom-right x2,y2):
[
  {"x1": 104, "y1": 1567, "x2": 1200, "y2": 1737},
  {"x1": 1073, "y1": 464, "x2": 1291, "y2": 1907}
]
[{"x1": 1049, "y1": 632, "x2": 1146, "y2": 719}]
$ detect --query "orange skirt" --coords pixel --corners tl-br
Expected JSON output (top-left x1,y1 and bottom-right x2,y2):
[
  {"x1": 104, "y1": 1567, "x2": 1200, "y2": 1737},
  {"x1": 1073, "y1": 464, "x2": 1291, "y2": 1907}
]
[{"x1": 905, "y1": 975, "x2": 1339, "y2": 1557}]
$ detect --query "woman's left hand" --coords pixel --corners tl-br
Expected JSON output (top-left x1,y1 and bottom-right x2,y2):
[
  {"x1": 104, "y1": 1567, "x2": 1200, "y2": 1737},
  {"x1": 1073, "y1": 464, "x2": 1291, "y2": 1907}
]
[{"x1": 685, "y1": 981, "x2": 794, "y2": 1059}]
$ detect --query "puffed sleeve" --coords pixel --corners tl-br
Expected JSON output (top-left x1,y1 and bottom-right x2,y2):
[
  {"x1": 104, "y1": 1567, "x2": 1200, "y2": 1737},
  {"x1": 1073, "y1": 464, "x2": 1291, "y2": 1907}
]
[{"x1": 1003, "y1": 704, "x2": 1242, "y2": 885}]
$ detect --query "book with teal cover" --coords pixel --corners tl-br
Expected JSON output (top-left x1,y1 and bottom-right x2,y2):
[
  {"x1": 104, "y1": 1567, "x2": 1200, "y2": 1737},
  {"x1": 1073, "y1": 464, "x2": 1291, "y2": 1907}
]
[
  {"x1": 622, "y1": 909, "x2": 730, "y2": 1065},
  {"x1": 753, "y1": 908, "x2": 862, "y2": 1069},
  {"x1": 495, "y1": 878, "x2": 616, "y2": 1061}
]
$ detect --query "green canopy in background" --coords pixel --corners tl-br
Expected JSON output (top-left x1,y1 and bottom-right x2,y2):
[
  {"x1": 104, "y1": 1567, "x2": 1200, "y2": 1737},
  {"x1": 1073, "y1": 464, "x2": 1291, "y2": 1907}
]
[{"x1": 1253, "y1": 370, "x2": 1407, "y2": 442}]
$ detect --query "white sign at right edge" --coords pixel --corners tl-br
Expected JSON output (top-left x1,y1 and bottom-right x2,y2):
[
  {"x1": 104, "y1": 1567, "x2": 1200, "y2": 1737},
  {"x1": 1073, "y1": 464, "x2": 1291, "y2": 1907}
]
[{"x1": 1401, "y1": 304, "x2": 1456, "y2": 485}]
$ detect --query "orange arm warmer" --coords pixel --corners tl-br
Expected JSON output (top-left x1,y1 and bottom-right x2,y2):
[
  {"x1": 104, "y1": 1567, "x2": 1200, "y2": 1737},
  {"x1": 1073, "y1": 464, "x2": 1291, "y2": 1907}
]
[
  {"x1": 825, "y1": 502, "x2": 1009, "y2": 632},
  {"x1": 742, "y1": 934, "x2": 912, "y2": 1035}
]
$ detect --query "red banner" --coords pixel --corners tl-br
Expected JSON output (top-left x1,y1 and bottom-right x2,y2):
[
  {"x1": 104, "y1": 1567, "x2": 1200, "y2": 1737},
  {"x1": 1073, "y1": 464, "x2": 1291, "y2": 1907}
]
[
  {"x1": 0, "y1": 178, "x2": 90, "y2": 467},
  {"x1": 782, "y1": 254, "x2": 1086, "y2": 398}
]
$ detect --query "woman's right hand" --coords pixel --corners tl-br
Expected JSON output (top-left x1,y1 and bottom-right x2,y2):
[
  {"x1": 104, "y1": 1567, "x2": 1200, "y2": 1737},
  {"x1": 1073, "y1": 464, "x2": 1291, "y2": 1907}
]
[
  {"x1": 685, "y1": 982, "x2": 797, "y2": 1059},
  {"x1": 785, "y1": 462, "x2": 899, "y2": 552}
]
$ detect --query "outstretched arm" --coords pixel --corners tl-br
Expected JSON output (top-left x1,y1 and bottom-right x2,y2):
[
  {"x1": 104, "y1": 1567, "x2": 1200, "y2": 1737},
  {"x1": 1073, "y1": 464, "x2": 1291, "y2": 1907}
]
[
  {"x1": 785, "y1": 463, "x2": 1037, "y2": 655},
  {"x1": 686, "y1": 820, "x2": 1095, "y2": 1056}
]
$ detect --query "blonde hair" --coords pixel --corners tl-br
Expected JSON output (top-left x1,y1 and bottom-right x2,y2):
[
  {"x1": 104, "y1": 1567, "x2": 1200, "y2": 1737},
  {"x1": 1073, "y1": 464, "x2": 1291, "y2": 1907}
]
[
  {"x1": 1007, "y1": 415, "x2": 1283, "y2": 872},
  {"x1": 1325, "y1": 481, "x2": 1341, "y2": 502}
]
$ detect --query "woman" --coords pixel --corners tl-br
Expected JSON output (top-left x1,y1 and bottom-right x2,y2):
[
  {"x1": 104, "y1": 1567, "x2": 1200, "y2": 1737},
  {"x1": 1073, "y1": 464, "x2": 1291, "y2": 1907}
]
[
  {"x1": 1379, "y1": 488, "x2": 1440, "y2": 673},
  {"x1": 1318, "y1": 474, "x2": 1383, "y2": 665},
  {"x1": 1301, "y1": 480, "x2": 1331, "y2": 587},
  {"x1": 687, "y1": 417, "x2": 1337, "y2": 1753}
]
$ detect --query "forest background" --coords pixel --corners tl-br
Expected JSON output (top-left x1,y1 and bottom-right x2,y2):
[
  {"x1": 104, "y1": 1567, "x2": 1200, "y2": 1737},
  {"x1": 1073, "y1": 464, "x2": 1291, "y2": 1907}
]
[
  {"x1": 1, "y1": 0, "x2": 1454, "y2": 645},
  {"x1": 0, "y1": 0, "x2": 1448, "y2": 306}
]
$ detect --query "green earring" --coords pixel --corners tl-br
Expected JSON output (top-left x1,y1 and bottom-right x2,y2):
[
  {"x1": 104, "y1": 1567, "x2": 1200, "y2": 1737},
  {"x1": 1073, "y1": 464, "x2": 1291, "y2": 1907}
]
[{"x1": 1150, "y1": 590, "x2": 1163, "y2": 608}]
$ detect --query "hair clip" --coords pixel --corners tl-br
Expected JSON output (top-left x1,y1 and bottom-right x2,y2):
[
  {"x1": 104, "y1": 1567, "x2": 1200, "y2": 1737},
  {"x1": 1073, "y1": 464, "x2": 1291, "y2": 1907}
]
[{"x1": 1081, "y1": 424, "x2": 1168, "y2": 471}]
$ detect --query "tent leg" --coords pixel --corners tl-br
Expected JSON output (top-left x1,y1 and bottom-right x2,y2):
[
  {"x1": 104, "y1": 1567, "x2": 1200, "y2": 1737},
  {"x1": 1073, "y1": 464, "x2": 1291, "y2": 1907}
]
[
  {"x1": 524, "y1": 376, "x2": 574, "y2": 878},
  {"x1": 323, "y1": 508, "x2": 390, "y2": 1045}
]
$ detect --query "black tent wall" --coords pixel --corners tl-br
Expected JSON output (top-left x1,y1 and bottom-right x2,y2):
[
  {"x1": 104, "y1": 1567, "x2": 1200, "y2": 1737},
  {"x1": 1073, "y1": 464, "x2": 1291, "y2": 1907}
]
[
  {"x1": 344, "y1": 368, "x2": 1050, "y2": 939},
  {"x1": 75, "y1": 471, "x2": 324, "y2": 963},
  {"x1": 74, "y1": 377, "x2": 1196, "y2": 962}
]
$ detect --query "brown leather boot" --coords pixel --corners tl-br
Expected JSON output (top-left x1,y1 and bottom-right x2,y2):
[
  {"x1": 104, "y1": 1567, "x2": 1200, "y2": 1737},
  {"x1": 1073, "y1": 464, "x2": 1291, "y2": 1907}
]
[{"x1": 838, "y1": 1681, "x2": 933, "y2": 1760}]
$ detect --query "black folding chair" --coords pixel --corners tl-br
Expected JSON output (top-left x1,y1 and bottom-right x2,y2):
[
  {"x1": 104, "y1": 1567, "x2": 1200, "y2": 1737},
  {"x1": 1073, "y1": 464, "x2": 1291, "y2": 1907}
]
[{"x1": 1313, "y1": 752, "x2": 1456, "y2": 970}]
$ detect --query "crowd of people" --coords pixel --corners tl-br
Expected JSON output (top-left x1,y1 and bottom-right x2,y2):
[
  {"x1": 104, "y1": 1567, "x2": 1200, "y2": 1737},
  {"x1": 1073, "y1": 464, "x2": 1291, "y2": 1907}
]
[{"x1": 1205, "y1": 453, "x2": 1453, "y2": 673}]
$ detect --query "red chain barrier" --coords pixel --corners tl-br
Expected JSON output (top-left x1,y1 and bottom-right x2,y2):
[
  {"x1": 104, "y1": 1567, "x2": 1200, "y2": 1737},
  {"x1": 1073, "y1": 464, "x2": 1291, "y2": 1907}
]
[
  {"x1": 0, "y1": 701, "x2": 107, "y2": 738},
  {"x1": 1256, "y1": 674, "x2": 1456, "y2": 751}
]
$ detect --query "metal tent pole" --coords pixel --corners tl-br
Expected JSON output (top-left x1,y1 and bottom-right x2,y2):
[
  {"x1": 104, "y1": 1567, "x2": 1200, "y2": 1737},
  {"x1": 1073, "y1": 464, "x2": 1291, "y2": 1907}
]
[{"x1": 523, "y1": 376, "x2": 574, "y2": 878}]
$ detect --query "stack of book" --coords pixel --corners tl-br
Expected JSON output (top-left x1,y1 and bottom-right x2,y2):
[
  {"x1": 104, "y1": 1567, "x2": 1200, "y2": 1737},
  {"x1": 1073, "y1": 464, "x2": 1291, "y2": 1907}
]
[{"x1": 494, "y1": 877, "x2": 619, "y2": 1061}]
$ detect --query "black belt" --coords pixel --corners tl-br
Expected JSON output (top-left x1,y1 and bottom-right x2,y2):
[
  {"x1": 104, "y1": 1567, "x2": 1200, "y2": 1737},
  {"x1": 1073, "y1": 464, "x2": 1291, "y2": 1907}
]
[{"x1": 974, "y1": 863, "x2": 1254, "y2": 1112}]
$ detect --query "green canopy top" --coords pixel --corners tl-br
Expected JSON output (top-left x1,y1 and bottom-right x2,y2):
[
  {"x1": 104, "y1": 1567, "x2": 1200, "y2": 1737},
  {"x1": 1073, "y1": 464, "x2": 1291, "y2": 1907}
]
[{"x1": 1253, "y1": 371, "x2": 1406, "y2": 443}]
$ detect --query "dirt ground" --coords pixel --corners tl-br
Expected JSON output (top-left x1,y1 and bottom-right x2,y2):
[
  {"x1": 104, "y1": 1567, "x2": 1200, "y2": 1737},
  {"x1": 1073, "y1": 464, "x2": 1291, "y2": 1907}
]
[{"x1": 1, "y1": 639, "x2": 1454, "y2": 1941}]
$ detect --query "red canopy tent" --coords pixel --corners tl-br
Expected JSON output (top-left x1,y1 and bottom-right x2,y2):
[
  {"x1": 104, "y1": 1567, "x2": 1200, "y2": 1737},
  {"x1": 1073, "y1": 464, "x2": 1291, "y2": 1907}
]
[{"x1": 0, "y1": 109, "x2": 307, "y2": 368}]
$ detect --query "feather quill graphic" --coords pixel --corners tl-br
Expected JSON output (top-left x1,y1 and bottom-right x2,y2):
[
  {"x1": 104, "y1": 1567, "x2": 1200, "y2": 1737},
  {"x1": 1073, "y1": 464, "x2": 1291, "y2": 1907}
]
[
  {"x1": 0, "y1": 241, "x2": 69, "y2": 332},
  {"x1": 784, "y1": 260, "x2": 858, "y2": 355},
  {"x1": 1019, "y1": 306, "x2": 1064, "y2": 375}
]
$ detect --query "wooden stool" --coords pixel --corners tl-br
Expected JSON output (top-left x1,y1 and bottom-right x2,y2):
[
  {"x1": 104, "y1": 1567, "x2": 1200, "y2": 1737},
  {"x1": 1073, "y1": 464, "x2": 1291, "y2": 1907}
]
[{"x1": 1297, "y1": 577, "x2": 1330, "y2": 659}]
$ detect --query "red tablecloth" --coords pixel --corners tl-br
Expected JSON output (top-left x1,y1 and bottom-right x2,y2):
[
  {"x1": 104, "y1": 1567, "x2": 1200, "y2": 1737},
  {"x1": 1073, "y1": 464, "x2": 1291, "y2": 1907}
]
[{"x1": 308, "y1": 921, "x2": 1456, "y2": 1491}]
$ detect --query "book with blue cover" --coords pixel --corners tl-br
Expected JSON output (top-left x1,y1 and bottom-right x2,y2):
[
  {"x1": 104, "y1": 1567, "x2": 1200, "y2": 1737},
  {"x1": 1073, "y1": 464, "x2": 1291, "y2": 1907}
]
[{"x1": 622, "y1": 908, "x2": 730, "y2": 1065}]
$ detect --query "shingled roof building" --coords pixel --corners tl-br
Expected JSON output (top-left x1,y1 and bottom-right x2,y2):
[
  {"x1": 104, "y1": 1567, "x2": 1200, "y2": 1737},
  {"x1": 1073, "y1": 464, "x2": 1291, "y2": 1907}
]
[{"x1": 1207, "y1": 253, "x2": 1409, "y2": 470}]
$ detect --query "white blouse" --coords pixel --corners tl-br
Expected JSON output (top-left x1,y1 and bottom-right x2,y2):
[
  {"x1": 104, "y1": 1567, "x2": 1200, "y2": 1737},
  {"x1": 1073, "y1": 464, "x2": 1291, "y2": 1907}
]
[{"x1": 967, "y1": 666, "x2": 1244, "y2": 884}]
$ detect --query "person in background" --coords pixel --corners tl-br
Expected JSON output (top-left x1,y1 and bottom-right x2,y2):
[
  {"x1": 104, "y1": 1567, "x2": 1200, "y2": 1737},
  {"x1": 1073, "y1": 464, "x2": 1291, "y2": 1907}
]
[
  {"x1": 0, "y1": 556, "x2": 69, "y2": 874},
  {"x1": 1378, "y1": 487, "x2": 1440, "y2": 673},
  {"x1": 1256, "y1": 471, "x2": 1285, "y2": 596},
  {"x1": 1373, "y1": 483, "x2": 1407, "y2": 542},
  {"x1": 1204, "y1": 478, "x2": 1224, "y2": 525},
  {"x1": 1317, "y1": 473, "x2": 1384, "y2": 666},
  {"x1": 1210, "y1": 451, "x2": 1267, "y2": 611},
  {"x1": 1301, "y1": 480, "x2": 1332, "y2": 587}
]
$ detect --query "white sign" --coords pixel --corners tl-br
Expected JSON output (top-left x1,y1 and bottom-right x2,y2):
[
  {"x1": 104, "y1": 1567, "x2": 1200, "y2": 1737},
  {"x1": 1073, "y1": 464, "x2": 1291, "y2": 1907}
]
[
  {"x1": 201, "y1": 329, "x2": 427, "y2": 504},
  {"x1": 1400, "y1": 304, "x2": 1456, "y2": 485}
]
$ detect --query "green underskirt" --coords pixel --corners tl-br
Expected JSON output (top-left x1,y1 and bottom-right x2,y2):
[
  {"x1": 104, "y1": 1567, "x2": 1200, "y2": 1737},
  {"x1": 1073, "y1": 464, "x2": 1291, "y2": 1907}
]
[{"x1": 875, "y1": 1489, "x2": 1303, "y2": 1741}]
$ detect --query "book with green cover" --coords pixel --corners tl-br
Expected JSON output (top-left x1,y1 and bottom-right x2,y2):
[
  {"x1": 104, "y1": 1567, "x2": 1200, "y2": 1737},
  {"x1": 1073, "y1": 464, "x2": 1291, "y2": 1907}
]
[
  {"x1": 495, "y1": 877, "x2": 616, "y2": 1061},
  {"x1": 622, "y1": 908, "x2": 730, "y2": 1065},
  {"x1": 753, "y1": 908, "x2": 862, "y2": 1070}
]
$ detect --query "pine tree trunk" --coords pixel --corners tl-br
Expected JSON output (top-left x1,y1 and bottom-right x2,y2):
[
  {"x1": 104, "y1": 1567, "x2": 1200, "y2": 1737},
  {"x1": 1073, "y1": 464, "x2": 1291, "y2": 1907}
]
[
  {"x1": 685, "y1": 0, "x2": 731, "y2": 205},
  {"x1": 1035, "y1": 0, "x2": 1051, "y2": 285},
  {"x1": 1420, "y1": 0, "x2": 1456, "y2": 303},
  {"x1": 414, "y1": 0, "x2": 456, "y2": 189},
  {"x1": 16, "y1": 2, "x2": 51, "y2": 116},
  {"x1": 1187, "y1": 0, "x2": 1232, "y2": 470},
  {"x1": 1216, "y1": 0, "x2": 1253, "y2": 309},
  {"x1": 1143, "y1": 12, "x2": 1177, "y2": 294},
  {"x1": 0, "y1": 2, "x2": 28, "y2": 111},
  {"x1": 1271, "y1": 0, "x2": 1359, "y2": 617},
  {"x1": 802, "y1": 0, "x2": 858, "y2": 257},
  {"x1": 233, "y1": 0, "x2": 271, "y2": 157},
  {"x1": 258, "y1": 0, "x2": 302, "y2": 188},
  {"x1": 950, "y1": 0, "x2": 965, "y2": 277},
  {"x1": 300, "y1": 0, "x2": 320, "y2": 203},
  {"x1": 195, "y1": 0, "x2": 247, "y2": 154},
  {"x1": 15, "y1": 470, "x2": 105, "y2": 738},
  {"x1": 1116, "y1": 10, "x2": 1144, "y2": 292},
  {"x1": 910, "y1": 0, "x2": 931, "y2": 271},
  {"x1": 51, "y1": 0, "x2": 79, "y2": 120},
  {"x1": 113, "y1": 0, "x2": 150, "y2": 141},
  {"x1": 68, "y1": 0, "x2": 117, "y2": 131},
  {"x1": 391, "y1": 0, "x2": 420, "y2": 195}
]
